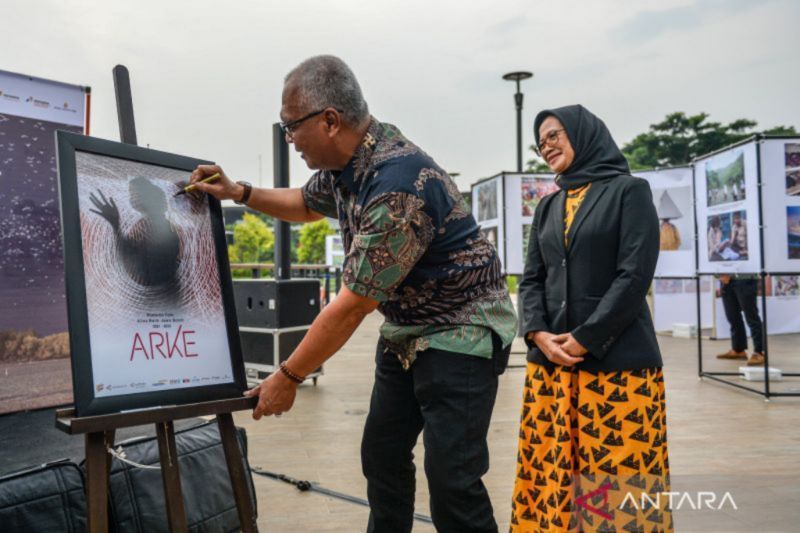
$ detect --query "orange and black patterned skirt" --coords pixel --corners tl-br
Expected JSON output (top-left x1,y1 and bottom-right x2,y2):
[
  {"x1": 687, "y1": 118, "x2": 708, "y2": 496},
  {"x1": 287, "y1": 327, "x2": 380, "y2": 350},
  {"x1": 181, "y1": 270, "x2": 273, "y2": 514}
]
[{"x1": 511, "y1": 364, "x2": 673, "y2": 532}]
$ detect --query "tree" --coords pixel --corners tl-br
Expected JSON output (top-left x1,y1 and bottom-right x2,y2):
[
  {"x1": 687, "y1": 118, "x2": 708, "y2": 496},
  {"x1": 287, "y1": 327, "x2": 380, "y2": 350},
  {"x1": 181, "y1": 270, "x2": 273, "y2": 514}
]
[
  {"x1": 621, "y1": 112, "x2": 797, "y2": 170},
  {"x1": 228, "y1": 212, "x2": 274, "y2": 264},
  {"x1": 297, "y1": 219, "x2": 336, "y2": 264}
]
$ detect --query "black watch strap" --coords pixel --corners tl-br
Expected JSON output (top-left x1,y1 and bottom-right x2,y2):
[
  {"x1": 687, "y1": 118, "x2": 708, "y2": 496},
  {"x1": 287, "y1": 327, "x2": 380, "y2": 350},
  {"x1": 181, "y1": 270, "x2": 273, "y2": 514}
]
[{"x1": 235, "y1": 181, "x2": 252, "y2": 205}]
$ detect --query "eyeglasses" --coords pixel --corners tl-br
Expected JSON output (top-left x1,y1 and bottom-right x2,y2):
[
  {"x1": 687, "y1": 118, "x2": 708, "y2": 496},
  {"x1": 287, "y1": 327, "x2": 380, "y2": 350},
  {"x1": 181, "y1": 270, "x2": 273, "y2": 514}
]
[
  {"x1": 280, "y1": 107, "x2": 345, "y2": 138},
  {"x1": 279, "y1": 109, "x2": 327, "y2": 138},
  {"x1": 535, "y1": 128, "x2": 566, "y2": 156}
]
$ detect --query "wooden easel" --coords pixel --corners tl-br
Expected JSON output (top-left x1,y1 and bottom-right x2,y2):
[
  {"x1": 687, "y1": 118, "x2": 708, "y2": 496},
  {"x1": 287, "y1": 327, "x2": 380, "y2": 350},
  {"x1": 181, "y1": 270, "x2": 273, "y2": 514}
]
[
  {"x1": 54, "y1": 65, "x2": 260, "y2": 532},
  {"x1": 55, "y1": 396, "x2": 259, "y2": 532}
]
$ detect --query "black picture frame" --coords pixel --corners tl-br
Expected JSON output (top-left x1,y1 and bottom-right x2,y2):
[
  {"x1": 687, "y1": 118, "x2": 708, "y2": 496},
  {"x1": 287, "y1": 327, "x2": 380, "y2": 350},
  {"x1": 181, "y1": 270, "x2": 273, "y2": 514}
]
[{"x1": 56, "y1": 131, "x2": 246, "y2": 416}]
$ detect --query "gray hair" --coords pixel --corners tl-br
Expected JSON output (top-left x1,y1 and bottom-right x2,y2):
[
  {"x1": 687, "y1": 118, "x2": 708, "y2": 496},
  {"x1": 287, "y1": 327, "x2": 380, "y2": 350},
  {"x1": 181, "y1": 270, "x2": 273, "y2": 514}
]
[{"x1": 284, "y1": 55, "x2": 369, "y2": 128}]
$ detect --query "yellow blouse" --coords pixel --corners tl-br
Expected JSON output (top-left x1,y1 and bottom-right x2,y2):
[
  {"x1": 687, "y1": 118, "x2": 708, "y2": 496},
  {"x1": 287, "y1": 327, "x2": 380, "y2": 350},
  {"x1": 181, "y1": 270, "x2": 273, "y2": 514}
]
[{"x1": 564, "y1": 183, "x2": 591, "y2": 245}]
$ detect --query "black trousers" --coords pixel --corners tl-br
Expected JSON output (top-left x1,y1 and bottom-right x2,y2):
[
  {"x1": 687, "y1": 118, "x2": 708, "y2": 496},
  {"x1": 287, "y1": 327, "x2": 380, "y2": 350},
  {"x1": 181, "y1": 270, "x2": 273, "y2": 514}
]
[
  {"x1": 361, "y1": 340, "x2": 502, "y2": 533},
  {"x1": 720, "y1": 278, "x2": 764, "y2": 353}
]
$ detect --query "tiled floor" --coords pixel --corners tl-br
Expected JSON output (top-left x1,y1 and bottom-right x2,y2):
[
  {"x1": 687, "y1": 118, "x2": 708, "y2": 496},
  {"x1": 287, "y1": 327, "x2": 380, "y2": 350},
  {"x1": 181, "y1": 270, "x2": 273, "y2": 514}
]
[{"x1": 236, "y1": 313, "x2": 800, "y2": 532}]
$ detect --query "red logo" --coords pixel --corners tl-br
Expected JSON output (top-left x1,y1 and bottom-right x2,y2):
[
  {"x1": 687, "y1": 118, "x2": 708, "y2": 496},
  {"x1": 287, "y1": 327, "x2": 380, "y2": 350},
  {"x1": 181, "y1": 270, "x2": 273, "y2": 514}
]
[{"x1": 575, "y1": 483, "x2": 613, "y2": 521}]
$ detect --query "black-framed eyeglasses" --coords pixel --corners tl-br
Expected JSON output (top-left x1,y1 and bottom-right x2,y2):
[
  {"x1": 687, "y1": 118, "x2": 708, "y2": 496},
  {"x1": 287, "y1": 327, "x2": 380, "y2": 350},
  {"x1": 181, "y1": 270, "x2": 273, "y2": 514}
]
[
  {"x1": 279, "y1": 109, "x2": 327, "y2": 138},
  {"x1": 535, "y1": 128, "x2": 566, "y2": 156}
]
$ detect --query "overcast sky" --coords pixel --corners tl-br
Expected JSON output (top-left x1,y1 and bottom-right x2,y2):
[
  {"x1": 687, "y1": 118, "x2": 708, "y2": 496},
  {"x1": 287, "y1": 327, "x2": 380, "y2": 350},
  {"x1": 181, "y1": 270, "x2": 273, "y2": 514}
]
[{"x1": 3, "y1": 0, "x2": 799, "y2": 191}]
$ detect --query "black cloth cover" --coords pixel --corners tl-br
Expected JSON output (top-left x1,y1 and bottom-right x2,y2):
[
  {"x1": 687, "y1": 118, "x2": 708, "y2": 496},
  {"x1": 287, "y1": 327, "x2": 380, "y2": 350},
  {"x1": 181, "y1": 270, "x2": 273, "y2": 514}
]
[
  {"x1": 104, "y1": 420, "x2": 256, "y2": 533},
  {"x1": 0, "y1": 459, "x2": 86, "y2": 533}
]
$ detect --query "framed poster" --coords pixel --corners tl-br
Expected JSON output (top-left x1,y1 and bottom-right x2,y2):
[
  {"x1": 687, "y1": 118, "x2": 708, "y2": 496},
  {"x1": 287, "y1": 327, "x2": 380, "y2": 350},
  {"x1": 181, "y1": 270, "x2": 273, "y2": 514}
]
[{"x1": 56, "y1": 132, "x2": 246, "y2": 416}]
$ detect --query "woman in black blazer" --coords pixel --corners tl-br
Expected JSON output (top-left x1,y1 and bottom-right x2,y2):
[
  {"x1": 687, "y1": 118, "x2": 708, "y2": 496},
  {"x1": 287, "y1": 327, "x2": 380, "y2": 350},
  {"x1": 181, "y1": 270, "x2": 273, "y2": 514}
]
[{"x1": 510, "y1": 105, "x2": 673, "y2": 532}]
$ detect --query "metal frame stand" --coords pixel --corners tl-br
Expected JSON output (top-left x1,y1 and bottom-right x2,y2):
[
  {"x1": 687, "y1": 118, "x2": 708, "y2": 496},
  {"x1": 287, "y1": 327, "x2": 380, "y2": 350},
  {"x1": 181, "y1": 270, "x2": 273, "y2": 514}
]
[{"x1": 696, "y1": 136, "x2": 800, "y2": 398}]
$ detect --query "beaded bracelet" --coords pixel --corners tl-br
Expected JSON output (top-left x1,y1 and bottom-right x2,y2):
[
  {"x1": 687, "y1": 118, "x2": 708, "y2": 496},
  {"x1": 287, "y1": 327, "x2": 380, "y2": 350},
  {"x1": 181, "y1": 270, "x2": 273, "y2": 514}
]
[{"x1": 279, "y1": 361, "x2": 304, "y2": 384}]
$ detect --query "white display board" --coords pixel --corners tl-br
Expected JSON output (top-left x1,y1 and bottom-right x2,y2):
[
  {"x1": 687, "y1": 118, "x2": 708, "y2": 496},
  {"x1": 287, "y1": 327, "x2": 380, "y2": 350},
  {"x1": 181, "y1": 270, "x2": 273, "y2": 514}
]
[
  {"x1": 0, "y1": 70, "x2": 85, "y2": 127},
  {"x1": 639, "y1": 167, "x2": 695, "y2": 277},
  {"x1": 472, "y1": 174, "x2": 506, "y2": 271},
  {"x1": 652, "y1": 277, "x2": 714, "y2": 332},
  {"x1": 759, "y1": 138, "x2": 800, "y2": 272},
  {"x1": 713, "y1": 276, "x2": 800, "y2": 338},
  {"x1": 503, "y1": 173, "x2": 559, "y2": 274},
  {"x1": 325, "y1": 234, "x2": 345, "y2": 269},
  {"x1": 696, "y1": 141, "x2": 762, "y2": 273},
  {"x1": 471, "y1": 172, "x2": 558, "y2": 275}
]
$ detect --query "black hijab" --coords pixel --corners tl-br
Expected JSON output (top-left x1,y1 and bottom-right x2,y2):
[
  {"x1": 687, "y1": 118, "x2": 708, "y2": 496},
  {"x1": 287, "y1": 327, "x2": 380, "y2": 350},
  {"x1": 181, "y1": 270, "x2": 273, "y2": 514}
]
[{"x1": 533, "y1": 104, "x2": 630, "y2": 190}]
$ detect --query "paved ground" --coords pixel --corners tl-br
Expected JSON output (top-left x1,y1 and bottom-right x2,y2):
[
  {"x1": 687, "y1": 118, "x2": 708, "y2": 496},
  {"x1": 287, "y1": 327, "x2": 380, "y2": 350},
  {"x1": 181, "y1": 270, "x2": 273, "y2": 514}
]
[{"x1": 235, "y1": 312, "x2": 800, "y2": 532}]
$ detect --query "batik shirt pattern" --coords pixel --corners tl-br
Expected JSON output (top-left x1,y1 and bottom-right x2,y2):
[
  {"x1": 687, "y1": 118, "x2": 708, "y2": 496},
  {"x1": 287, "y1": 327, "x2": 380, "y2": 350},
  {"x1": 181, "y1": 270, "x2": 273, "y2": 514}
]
[{"x1": 302, "y1": 118, "x2": 516, "y2": 367}]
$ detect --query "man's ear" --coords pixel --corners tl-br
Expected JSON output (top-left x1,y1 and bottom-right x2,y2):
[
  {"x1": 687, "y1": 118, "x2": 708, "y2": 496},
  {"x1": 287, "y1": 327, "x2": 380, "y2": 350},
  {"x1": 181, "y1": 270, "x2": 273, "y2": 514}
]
[{"x1": 324, "y1": 108, "x2": 342, "y2": 138}]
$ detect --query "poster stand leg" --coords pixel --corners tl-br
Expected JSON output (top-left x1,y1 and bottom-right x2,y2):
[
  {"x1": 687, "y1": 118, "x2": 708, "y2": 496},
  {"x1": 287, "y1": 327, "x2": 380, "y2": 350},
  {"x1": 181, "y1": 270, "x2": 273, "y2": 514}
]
[
  {"x1": 55, "y1": 397, "x2": 259, "y2": 533},
  {"x1": 696, "y1": 275, "x2": 703, "y2": 378},
  {"x1": 85, "y1": 429, "x2": 115, "y2": 532},
  {"x1": 760, "y1": 273, "x2": 771, "y2": 399}
]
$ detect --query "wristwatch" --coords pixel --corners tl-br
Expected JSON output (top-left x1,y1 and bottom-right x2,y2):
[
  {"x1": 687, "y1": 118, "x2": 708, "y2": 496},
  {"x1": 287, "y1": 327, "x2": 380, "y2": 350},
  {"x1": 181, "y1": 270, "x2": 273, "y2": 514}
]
[{"x1": 234, "y1": 181, "x2": 252, "y2": 205}]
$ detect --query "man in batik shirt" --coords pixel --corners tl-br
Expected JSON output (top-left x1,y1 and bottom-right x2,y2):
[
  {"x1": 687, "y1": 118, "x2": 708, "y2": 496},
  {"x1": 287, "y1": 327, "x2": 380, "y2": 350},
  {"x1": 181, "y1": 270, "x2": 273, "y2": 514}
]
[{"x1": 191, "y1": 55, "x2": 516, "y2": 533}]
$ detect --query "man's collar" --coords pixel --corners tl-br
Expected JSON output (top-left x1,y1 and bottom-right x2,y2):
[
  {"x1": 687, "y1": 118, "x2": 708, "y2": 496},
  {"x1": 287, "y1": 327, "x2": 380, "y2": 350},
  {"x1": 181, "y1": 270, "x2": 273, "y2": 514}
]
[{"x1": 332, "y1": 117, "x2": 382, "y2": 193}]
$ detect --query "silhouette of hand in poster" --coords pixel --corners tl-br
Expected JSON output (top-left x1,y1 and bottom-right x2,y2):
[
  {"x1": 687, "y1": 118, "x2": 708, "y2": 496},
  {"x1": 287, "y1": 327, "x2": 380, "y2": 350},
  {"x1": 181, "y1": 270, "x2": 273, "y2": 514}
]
[
  {"x1": 89, "y1": 190, "x2": 120, "y2": 231},
  {"x1": 89, "y1": 179, "x2": 181, "y2": 298}
]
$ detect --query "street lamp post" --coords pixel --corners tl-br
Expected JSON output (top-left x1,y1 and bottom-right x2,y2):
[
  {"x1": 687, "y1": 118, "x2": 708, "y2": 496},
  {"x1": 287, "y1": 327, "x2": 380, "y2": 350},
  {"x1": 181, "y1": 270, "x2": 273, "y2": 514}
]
[{"x1": 502, "y1": 71, "x2": 533, "y2": 172}]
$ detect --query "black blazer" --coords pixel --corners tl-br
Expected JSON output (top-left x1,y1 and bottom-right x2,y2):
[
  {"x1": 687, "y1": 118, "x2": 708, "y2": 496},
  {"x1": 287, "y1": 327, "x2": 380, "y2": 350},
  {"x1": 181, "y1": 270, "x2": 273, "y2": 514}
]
[{"x1": 519, "y1": 175, "x2": 662, "y2": 372}]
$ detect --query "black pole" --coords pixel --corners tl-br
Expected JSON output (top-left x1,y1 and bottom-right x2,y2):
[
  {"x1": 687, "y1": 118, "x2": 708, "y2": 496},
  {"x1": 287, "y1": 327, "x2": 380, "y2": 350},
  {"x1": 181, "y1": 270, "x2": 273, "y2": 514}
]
[
  {"x1": 502, "y1": 71, "x2": 532, "y2": 174},
  {"x1": 760, "y1": 273, "x2": 770, "y2": 398},
  {"x1": 696, "y1": 276, "x2": 703, "y2": 377},
  {"x1": 754, "y1": 136, "x2": 770, "y2": 398},
  {"x1": 273, "y1": 123, "x2": 291, "y2": 280},
  {"x1": 514, "y1": 81, "x2": 523, "y2": 173},
  {"x1": 691, "y1": 162, "x2": 703, "y2": 377},
  {"x1": 112, "y1": 65, "x2": 137, "y2": 145}
]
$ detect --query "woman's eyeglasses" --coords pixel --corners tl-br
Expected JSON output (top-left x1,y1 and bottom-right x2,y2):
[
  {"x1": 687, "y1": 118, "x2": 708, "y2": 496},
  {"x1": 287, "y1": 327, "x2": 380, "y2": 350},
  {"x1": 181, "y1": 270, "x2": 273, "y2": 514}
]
[{"x1": 535, "y1": 128, "x2": 566, "y2": 156}]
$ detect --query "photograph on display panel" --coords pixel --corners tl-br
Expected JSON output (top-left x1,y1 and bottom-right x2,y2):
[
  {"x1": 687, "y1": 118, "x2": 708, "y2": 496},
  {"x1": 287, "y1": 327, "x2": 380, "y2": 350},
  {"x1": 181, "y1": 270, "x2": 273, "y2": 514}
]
[
  {"x1": 654, "y1": 279, "x2": 683, "y2": 294},
  {"x1": 707, "y1": 210, "x2": 749, "y2": 262},
  {"x1": 786, "y1": 143, "x2": 800, "y2": 196},
  {"x1": 522, "y1": 223, "x2": 531, "y2": 258},
  {"x1": 653, "y1": 186, "x2": 692, "y2": 251},
  {"x1": 520, "y1": 176, "x2": 558, "y2": 217},
  {"x1": 481, "y1": 226, "x2": 498, "y2": 249},
  {"x1": 773, "y1": 275, "x2": 799, "y2": 297},
  {"x1": 57, "y1": 132, "x2": 245, "y2": 416},
  {"x1": 476, "y1": 179, "x2": 498, "y2": 222},
  {"x1": 705, "y1": 149, "x2": 746, "y2": 207},
  {"x1": 788, "y1": 206, "x2": 800, "y2": 259}
]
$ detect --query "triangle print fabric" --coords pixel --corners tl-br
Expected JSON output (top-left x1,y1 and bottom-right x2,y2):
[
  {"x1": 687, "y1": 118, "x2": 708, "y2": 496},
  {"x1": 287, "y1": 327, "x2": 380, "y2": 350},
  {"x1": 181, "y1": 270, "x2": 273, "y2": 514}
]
[{"x1": 511, "y1": 365, "x2": 673, "y2": 532}]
